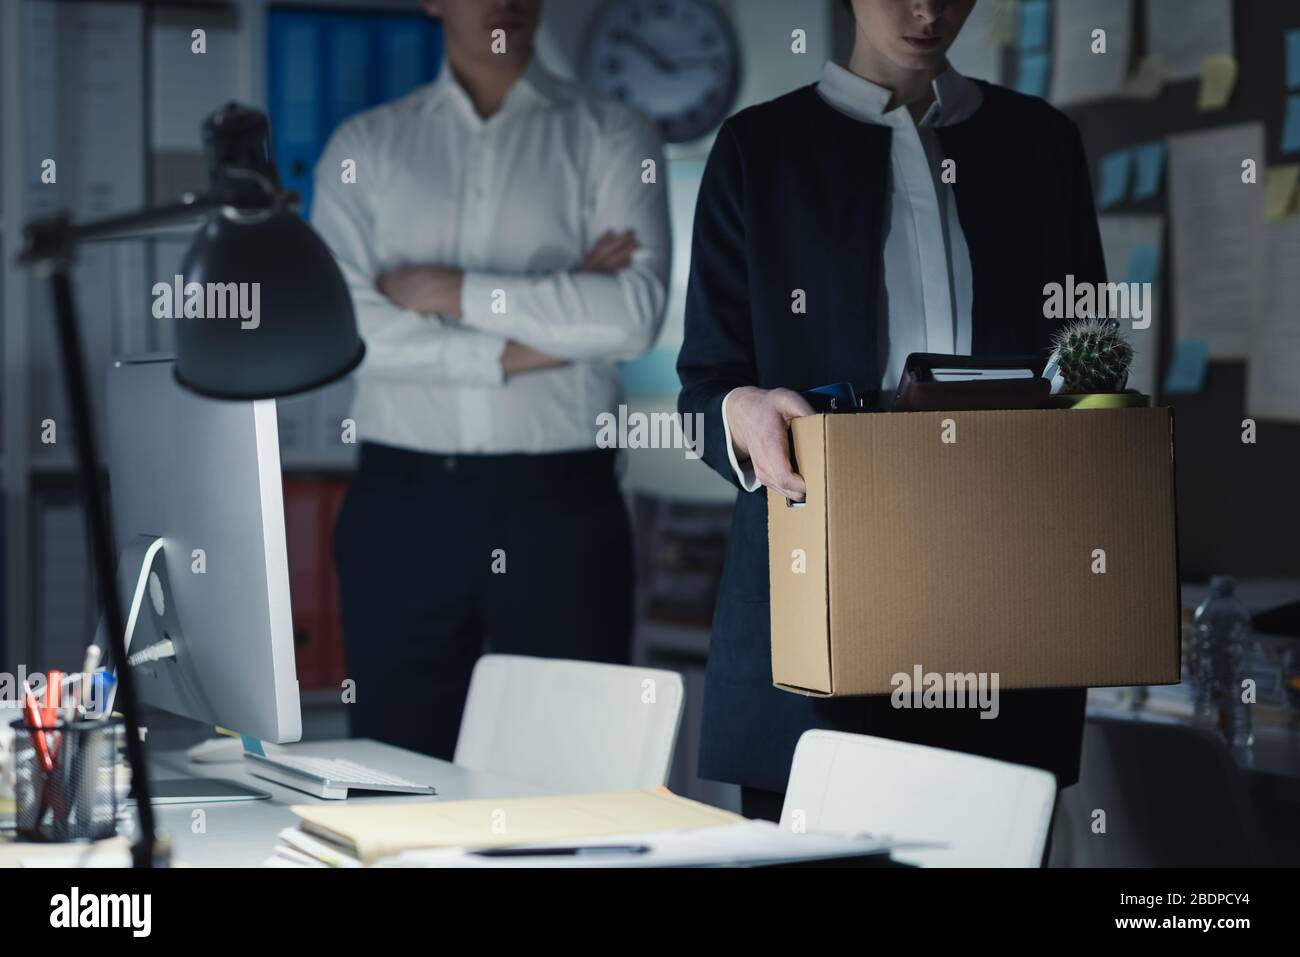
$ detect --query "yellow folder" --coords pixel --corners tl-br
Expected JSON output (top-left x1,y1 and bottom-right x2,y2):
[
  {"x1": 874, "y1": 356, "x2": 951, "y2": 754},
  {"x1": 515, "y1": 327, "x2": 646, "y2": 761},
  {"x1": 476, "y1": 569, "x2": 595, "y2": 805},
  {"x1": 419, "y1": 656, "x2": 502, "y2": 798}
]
[{"x1": 290, "y1": 789, "x2": 745, "y2": 866}]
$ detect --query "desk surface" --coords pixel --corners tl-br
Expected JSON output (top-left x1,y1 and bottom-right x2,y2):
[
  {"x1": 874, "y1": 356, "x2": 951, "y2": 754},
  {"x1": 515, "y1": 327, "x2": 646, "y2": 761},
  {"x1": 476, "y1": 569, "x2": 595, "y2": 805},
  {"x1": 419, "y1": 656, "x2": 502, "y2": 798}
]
[
  {"x1": 148, "y1": 738, "x2": 545, "y2": 867},
  {"x1": 1086, "y1": 688, "x2": 1300, "y2": 804}
]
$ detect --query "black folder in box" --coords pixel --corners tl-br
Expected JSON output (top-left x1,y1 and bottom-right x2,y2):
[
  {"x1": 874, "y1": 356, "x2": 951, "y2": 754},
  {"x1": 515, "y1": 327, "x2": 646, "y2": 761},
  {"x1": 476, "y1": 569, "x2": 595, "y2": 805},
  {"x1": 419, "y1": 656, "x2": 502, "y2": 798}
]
[{"x1": 892, "y1": 353, "x2": 1050, "y2": 412}]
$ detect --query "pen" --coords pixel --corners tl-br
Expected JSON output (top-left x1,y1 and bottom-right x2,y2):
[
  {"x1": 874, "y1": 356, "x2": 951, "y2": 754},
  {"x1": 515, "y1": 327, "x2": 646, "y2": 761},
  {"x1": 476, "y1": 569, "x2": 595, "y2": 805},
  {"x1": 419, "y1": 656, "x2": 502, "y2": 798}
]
[
  {"x1": 85, "y1": 671, "x2": 115, "y2": 719},
  {"x1": 24, "y1": 680, "x2": 66, "y2": 831},
  {"x1": 22, "y1": 681, "x2": 55, "y2": 773},
  {"x1": 470, "y1": 845, "x2": 652, "y2": 858},
  {"x1": 43, "y1": 670, "x2": 63, "y2": 726},
  {"x1": 78, "y1": 645, "x2": 102, "y2": 715}
]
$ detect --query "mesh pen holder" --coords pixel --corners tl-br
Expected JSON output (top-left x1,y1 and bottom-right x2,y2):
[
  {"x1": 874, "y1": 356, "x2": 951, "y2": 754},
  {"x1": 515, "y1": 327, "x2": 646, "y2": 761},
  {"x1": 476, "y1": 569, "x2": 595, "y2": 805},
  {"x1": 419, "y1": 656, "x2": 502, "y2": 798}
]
[{"x1": 10, "y1": 715, "x2": 124, "y2": 843}]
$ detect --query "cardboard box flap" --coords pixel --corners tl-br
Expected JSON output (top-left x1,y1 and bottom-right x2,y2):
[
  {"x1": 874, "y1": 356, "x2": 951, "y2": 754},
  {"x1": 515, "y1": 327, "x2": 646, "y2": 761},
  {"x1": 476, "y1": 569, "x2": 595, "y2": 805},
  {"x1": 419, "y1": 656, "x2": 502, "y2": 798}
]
[{"x1": 768, "y1": 415, "x2": 832, "y2": 694}]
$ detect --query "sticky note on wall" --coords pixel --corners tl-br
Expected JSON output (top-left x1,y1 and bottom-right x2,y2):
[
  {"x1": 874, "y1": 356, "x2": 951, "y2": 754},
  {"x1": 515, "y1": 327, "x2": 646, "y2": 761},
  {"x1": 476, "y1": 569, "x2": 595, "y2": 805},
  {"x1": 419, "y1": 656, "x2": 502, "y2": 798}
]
[
  {"x1": 1197, "y1": 54, "x2": 1237, "y2": 111},
  {"x1": 1124, "y1": 54, "x2": 1168, "y2": 100},
  {"x1": 1132, "y1": 141, "x2": 1166, "y2": 199},
  {"x1": 1284, "y1": 95, "x2": 1300, "y2": 155},
  {"x1": 1015, "y1": 49, "x2": 1051, "y2": 97},
  {"x1": 1124, "y1": 244, "x2": 1162, "y2": 286},
  {"x1": 1264, "y1": 164, "x2": 1300, "y2": 221},
  {"x1": 1017, "y1": 0, "x2": 1050, "y2": 49},
  {"x1": 1163, "y1": 340, "x2": 1209, "y2": 395},
  {"x1": 1096, "y1": 150, "x2": 1133, "y2": 210},
  {"x1": 1286, "y1": 28, "x2": 1300, "y2": 90}
]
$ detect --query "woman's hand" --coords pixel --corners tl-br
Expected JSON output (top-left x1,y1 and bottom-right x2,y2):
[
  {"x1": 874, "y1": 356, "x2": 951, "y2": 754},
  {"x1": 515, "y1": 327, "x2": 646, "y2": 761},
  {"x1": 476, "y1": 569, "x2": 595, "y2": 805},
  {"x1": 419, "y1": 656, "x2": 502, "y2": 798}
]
[{"x1": 726, "y1": 386, "x2": 815, "y2": 501}]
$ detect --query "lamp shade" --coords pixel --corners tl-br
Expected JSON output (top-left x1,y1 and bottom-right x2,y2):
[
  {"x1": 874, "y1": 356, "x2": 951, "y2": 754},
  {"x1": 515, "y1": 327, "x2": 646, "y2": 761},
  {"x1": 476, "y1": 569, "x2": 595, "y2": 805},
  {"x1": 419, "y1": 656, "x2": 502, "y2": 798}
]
[{"x1": 172, "y1": 209, "x2": 364, "y2": 399}]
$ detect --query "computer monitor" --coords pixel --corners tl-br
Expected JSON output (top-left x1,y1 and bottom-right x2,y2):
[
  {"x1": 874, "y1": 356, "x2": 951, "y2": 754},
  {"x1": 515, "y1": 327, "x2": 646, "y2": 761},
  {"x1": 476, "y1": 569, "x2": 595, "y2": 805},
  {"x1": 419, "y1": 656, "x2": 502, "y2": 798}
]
[{"x1": 103, "y1": 356, "x2": 301, "y2": 745}]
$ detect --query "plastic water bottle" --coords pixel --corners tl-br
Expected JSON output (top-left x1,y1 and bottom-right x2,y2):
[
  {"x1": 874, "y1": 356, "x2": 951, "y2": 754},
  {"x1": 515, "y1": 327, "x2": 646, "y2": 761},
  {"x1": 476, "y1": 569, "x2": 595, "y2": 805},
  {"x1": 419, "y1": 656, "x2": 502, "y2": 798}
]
[{"x1": 1192, "y1": 577, "x2": 1255, "y2": 749}]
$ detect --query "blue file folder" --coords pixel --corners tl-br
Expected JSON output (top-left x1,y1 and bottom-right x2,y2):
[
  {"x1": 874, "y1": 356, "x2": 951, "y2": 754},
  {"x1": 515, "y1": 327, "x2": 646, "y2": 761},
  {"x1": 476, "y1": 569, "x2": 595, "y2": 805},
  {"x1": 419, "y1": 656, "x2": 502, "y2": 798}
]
[{"x1": 267, "y1": 9, "x2": 443, "y2": 216}]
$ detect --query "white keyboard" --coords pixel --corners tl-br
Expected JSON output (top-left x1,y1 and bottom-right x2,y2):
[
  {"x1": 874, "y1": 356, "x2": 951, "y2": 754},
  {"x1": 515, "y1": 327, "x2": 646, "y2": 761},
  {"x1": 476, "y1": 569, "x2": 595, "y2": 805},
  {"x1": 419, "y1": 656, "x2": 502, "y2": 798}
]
[{"x1": 245, "y1": 752, "x2": 437, "y2": 800}]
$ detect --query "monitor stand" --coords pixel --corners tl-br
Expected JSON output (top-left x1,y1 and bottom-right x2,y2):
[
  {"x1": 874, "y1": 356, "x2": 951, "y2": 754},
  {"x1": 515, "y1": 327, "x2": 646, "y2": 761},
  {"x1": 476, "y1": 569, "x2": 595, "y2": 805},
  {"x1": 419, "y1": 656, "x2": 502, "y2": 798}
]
[
  {"x1": 132, "y1": 777, "x2": 270, "y2": 805},
  {"x1": 92, "y1": 538, "x2": 279, "y2": 803},
  {"x1": 122, "y1": 729, "x2": 273, "y2": 805}
]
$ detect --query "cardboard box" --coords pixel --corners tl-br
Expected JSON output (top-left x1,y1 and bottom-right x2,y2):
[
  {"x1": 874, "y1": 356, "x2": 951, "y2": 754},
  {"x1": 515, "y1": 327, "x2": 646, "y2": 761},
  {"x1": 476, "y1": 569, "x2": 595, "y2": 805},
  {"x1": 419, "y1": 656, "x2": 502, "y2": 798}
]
[{"x1": 768, "y1": 408, "x2": 1180, "y2": 696}]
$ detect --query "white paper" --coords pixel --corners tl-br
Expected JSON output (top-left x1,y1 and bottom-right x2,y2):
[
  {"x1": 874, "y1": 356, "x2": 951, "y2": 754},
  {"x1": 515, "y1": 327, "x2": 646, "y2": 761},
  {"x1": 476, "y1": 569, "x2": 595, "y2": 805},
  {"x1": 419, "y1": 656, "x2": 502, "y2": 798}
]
[
  {"x1": 1247, "y1": 216, "x2": 1300, "y2": 421},
  {"x1": 1166, "y1": 124, "x2": 1264, "y2": 359},
  {"x1": 1050, "y1": 0, "x2": 1133, "y2": 105},
  {"x1": 931, "y1": 369, "x2": 1034, "y2": 381},
  {"x1": 1097, "y1": 214, "x2": 1164, "y2": 396},
  {"x1": 151, "y1": 19, "x2": 239, "y2": 151},
  {"x1": 376, "y1": 821, "x2": 908, "y2": 869},
  {"x1": 1144, "y1": 0, "x2": 1234, "y2": 80},
  {"x1": 945, "y1": 0, "x2": 1003, "y2": 84}
]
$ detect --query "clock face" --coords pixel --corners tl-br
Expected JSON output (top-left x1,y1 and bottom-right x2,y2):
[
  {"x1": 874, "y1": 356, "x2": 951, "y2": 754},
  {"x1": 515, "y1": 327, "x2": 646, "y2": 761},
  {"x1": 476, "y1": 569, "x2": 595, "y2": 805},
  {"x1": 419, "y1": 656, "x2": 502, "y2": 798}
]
[{"x1": 580, "y1": 0, "x2": 741, "y2": 144}]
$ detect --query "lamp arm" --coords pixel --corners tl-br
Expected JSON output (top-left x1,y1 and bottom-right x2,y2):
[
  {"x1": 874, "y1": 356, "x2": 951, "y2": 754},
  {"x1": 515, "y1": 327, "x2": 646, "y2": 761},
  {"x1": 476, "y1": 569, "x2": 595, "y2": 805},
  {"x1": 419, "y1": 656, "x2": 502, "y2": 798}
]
[
  {"x1": 46, "y1": 268, "x2": 164, "y2": 867},
  {"x1": 18, "y1": 182, "x2": 298, "y2": 266}
]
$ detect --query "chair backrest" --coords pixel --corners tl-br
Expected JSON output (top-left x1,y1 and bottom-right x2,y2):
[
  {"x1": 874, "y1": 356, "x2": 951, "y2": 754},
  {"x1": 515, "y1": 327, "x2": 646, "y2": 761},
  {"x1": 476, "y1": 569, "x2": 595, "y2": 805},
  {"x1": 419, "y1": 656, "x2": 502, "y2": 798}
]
[
  {"x1": 453, "y1": 654, "x2": 685, "y2": 793},
  {"x1": 780, "y1": 729, "x2": 1057, "y2": 867},
  {"x1": 1049, "y1": 716, "x2": 1269, "y2": 867}
]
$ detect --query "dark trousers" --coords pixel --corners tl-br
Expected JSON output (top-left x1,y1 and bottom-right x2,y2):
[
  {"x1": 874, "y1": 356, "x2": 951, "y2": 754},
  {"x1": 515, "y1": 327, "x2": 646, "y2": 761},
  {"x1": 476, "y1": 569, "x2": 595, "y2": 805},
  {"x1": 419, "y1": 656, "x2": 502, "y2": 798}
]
[
  {"x1": 334, "y1": 441, "x2": 634, "y2": 760},
  {"x1": 741, "y1": 786, "x2": 1061, "y2": 867}
]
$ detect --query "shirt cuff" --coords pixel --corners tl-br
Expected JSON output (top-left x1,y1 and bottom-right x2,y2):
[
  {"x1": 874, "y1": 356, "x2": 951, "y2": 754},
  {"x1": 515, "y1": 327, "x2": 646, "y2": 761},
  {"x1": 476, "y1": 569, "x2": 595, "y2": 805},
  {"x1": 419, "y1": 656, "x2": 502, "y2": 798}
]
[
  {"x1": 441, "y1": 315, "x2": 512, "y2": 387},
  {"x1": 461, "y1": 327, "x2": 508, "y2": 388},
  {"x1": 459, "y1": 270, "x2": 514, "y2": 333},
  {"x1": 721, "y1": 388, "x2": 762, "y2": 493}
]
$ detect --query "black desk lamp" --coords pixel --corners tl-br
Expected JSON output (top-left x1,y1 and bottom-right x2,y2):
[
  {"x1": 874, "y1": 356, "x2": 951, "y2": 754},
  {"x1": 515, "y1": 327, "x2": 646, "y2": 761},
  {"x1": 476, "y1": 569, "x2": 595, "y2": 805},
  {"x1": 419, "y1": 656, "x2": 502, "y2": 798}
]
[{"x1": 18, "y1": 104, "x2": 364, "y2": 867}]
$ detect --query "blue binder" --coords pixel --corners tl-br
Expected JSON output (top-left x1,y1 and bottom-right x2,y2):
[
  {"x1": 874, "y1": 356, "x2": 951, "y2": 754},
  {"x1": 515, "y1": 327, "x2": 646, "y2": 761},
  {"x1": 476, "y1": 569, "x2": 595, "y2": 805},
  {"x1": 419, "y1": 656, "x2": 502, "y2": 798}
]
[{"x1": 266, "y1": 8, "x2": 443, "y2": 217}]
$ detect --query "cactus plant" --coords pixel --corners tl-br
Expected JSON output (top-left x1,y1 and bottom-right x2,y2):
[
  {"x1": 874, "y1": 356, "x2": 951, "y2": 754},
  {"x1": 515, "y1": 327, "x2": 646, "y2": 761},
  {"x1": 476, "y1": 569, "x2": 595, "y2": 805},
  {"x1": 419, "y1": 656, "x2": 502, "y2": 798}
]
[{"x1": 1049, "y1": 319, "x2": 1134, "y2": 393}]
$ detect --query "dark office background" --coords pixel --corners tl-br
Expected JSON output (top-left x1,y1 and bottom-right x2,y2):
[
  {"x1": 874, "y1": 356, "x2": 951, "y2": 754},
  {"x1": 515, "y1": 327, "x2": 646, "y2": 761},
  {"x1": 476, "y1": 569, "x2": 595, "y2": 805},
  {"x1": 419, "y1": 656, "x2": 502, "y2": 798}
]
[{"x1": 1061, "y1": 4, "x2": 1300, "y2": 582}]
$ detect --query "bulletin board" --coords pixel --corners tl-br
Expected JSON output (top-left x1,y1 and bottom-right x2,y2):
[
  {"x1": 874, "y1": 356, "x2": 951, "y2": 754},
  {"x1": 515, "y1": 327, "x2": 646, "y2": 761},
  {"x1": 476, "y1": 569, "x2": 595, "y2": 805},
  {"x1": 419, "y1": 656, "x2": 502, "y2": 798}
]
[{"x1": 1025, "y1": 1, "x2": 1300, "y2": 581}]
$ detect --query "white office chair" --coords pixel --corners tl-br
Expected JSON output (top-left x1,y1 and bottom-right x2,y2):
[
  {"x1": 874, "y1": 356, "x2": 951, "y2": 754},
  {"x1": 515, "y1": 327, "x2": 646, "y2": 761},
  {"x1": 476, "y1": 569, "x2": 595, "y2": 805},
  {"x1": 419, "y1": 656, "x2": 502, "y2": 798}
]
[
  {"x1": 1048, "y1": 716, "x2": 1269, "y2": 867},
  {"x1": 780, "y1": 729, "x2": 1057, "y2": 867},
  {"x1": 453, "y1": 654, "x2": 685, "y2": 793}
]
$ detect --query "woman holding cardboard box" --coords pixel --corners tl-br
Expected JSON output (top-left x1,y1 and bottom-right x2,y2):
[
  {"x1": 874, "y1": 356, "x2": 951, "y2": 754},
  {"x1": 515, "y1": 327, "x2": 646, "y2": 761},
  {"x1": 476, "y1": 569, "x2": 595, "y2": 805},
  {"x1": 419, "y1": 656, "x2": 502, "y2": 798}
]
[{"x1": 677, "y1": 0, "x2": 1107, "y2": 825}]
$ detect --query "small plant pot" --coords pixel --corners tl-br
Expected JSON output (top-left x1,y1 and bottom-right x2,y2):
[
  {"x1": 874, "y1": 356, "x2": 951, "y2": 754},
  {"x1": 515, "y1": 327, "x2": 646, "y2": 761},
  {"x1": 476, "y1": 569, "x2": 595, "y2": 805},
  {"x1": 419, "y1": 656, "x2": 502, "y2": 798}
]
[{"x1": 1047, "y1": 390, "x2": 1150, "y2": 410}]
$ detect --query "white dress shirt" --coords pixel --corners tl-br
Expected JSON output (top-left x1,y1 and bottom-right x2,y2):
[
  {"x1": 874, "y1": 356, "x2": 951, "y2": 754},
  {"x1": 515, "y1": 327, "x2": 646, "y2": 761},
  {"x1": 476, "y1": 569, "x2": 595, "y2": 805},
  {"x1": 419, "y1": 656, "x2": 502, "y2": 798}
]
[
  {"x1": 311, "y1": 60, "x2": 671, "y2": 455},
  {"x1": 721, "y1": 61, "x2": 982, "y2": 491}
]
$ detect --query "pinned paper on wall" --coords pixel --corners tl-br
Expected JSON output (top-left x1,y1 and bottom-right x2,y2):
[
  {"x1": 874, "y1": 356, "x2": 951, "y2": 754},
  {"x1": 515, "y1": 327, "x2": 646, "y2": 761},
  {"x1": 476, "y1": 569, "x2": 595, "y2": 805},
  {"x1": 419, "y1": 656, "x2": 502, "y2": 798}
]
[
  {"x1": 1015, "y1": 49, "x2": 1051, "y2": 97},
  {"x1": 1196, "y1": 54, "x2": 1238, "y2": 111},
  {"x1": 1050, "y1": 0, "x2": 1133, "y2": 106},
  {"x1": 1247, "y1": 216, "x2": 1300, "y2": 420},
  {"x1": 1144, "y1": 0, "x2": 1234, "y2": 80},
  {"x1": 1098, "y1": 214, "x2": 1163, "y2": 398},
  {"x1": 946, "y1": 0, "x2": 1005, "y2": 83},
  {"x1": 1017, "y1": 0, "x2": 1050, "y2": 49},
  {"x1": 1285, "y1": 28, "x2": 1300, "y2": 90},
  {"x1": 1096, "y1": 150, "x2": 1133, "y2": 209},
  {"x1": 1283, "y1": 95, "x2": 1300, "y2": 155},
  {"x1": 1132, "y1": 141, "x2": 1166, "y2": 199},
  {"x1": 1123, "y1": 54, "x2": 1168, "y2": 100},
  {"x1": 1167, "y1": 123, "x2": 1265, "y2": 359},
  {"x1": 989, "y1": 0, "x2": 1019, "y2": 47},
  {"x1": 1163, "y1": 340, "x2": 1209, "y2": 395},
  {"x1": 1264, "y1": 165, "x2": 1300, "y2": 221}
]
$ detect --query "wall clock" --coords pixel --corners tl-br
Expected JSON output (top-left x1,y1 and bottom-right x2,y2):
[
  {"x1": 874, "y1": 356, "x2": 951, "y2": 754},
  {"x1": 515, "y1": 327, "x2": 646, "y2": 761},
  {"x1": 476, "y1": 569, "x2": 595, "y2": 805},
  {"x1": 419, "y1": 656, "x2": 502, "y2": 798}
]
[{"x1": 579, "y1": 0, "x2": 741, "y2": 144}]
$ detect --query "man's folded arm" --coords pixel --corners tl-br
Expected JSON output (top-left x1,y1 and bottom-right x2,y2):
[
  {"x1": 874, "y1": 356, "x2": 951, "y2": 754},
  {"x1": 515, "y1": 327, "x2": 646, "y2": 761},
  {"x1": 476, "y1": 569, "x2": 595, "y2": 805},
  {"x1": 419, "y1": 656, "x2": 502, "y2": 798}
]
[
  {"x1": 459, "y1": 107, "x2": 671, "y2": 362},
  {"x1": 311, "y1": 124, "x2": 507, "y2": 387},
  {"x1": 677, "y1": 122, "x2": 759, "y2": 490}
]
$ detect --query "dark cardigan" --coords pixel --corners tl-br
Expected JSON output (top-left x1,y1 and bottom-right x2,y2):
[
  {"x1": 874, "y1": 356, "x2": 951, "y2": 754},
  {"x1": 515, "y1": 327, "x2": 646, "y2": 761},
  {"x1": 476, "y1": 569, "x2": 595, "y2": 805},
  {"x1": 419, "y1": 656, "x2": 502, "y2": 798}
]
[{"x1": 676, "y1": 81, "x2": 1107, "y2": 792}]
